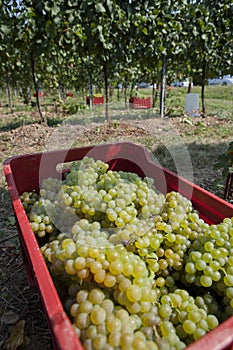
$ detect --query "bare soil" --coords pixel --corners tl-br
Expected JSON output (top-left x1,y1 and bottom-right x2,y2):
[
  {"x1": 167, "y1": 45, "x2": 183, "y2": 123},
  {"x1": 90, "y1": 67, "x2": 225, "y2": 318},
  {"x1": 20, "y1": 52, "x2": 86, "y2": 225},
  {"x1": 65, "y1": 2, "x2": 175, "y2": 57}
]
[{"x1": 0, "y1": 111, "x2": 233, "y2": 349}]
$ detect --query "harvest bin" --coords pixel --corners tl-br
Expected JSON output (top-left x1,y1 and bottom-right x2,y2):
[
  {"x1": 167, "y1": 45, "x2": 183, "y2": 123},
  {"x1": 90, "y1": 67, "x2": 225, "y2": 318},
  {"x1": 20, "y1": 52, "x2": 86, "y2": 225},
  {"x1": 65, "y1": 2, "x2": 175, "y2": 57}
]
[
  {"x1": 3, "y1": 142, "x2": 233, "y2": 350},
  {"x1": 129, "y1": 96, "x2": 152, "y2": 109},
  {"x1": 86, "y1": 95, "x2": 104, "y2": 105}
]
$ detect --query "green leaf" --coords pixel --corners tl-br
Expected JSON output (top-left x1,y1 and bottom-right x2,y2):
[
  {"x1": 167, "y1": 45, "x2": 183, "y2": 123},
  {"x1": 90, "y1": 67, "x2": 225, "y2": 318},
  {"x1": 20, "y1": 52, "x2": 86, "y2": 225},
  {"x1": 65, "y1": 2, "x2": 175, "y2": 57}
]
[
  {"x1": 95, "y1": 3, "x2": 106, "y2": 13},
  {"x1": 142, "y1": 27, "x2": 148, "y2": 35},
  {"x1": 1, "y1": 25, "x2": 10, "y2": 35},
  {"x1": 195, "y1": 121, "x2": 206, "y2": 127},
  {"x1": 158, "y1": 46, "x2": 166, "y2": 54},
  {"x1": 97, "y1": 25, "x2": 103, "y2": 33},
  {"x1": 52, "y1": 4, "x2": 60, "y2": 16},
  {"x1": 107, "y1": 0, "x2": 113, "y2": 12},
  {"x1": 46, "y1": 65, "x2": 53, "y2": 72}
]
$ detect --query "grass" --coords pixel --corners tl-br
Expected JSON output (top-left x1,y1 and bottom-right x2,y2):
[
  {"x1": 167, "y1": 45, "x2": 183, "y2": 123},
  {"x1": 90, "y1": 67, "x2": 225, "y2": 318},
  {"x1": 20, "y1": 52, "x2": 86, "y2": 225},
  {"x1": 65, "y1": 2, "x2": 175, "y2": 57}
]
[
  {"x1": 0, "y1": 85, "x2": 232, "y2": 151},
  {"x1": 0, "y1": 84, "x2": 233, "y2": 118},
  {"x1": 165, "y1": 85, "x2": 233, "y2": 118},
  {"x1": 0, "y1": 114, "x2": 36, "y2": 131}
]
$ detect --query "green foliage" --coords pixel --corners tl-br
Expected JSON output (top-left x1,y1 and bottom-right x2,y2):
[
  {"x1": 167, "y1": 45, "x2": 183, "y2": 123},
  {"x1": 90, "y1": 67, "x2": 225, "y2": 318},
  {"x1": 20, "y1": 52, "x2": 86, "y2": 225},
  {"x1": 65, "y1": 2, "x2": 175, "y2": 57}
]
[
  {"x1": 46, "y1": 116, "x2": 63, "y2": 127},
  {"x1": 61, "y1": 100, "x2": 88, "y2": 115},
  {"x1": 0, "y1": 0, "x2": 232, "y2": 120},
  {"x1": 164, "y1": 88, "x2": 184, "y2": 116},
  {"x1": 0, "y1": 114, "x2": 35, "y2": 132}
]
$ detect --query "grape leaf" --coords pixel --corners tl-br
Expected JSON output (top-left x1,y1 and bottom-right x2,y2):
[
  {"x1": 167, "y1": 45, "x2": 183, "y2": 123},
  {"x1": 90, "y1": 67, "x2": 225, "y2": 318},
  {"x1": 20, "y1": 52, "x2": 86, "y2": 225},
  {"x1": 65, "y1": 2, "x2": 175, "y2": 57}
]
[
  {"x1": 5, "y1": 320, "x2": 30, "y2": 350},
  {"x1": 95, "y1": 3, "x2": 106, "y2": 13}
]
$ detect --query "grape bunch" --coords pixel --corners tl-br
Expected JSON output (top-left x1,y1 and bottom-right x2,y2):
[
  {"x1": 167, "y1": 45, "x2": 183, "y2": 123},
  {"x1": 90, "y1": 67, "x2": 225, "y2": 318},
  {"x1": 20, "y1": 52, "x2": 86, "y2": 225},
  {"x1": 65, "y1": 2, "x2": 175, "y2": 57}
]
[
  {"x1": 41, "y1": 219, "x2": 218, "y2": 349},
  {"x1": 27, "y1": 198, "x2": 56, "y2": 238},
  {"x1": 21, "y1": 190, "x2": 39, "y2": 213},
  {"x1": 21, "y1": 156, "x2": 233, "y2": 349},
  {"x1": 180, "y1": 217, "x2": 233, "y2": 320},
  {"x1": 59, "y1": 159, "x2": 165, "y2": 230}
]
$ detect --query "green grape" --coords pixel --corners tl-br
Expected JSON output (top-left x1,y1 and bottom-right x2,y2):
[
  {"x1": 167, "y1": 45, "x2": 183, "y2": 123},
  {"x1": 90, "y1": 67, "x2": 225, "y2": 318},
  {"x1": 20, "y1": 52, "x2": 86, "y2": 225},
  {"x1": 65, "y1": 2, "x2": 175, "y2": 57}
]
[
  {"x1": 104, "y1": 273, "x2": 117, "y2": 288},
  {"x1": 226, "y1": 287, "x2": 233, "y2": 299},
  {"x1": 109, "y1": 260, "x2": 123, "y2": 275},
  {"x1": 182, "y1": 319, "x2": 196, "y2": 334},
  {"x1": 23, "y1": 156, "x2": 233, "y2": 349},
  {"x1": 200, "y1": 275, "x2": 213, "y2": 287},
  {"x1": 202, "y1": 252, "x2": 212, "y2": 263},
  {"x1": 194, "y1": 328, "x2": 206, "y2": 340},
  {"x1": 158, "y1": 304, "x2": 172, "y2": 318},
  {"x1": 224, "y1": 274, "x2": 233, "y2": 287},
  {"x1": 206, "y1": 315, "x2": 219, "y2": 329},
  {"x1": 108, "y1": 332, "x2": 121, "y2": 347},
  {"x1": 75, "y1": 312, "x2": 90, "y2": 329},
  {"x1": 188, "y1": 310, "x2": 202, "y2": 323},
  {"x1": 126, "y1": 285, "x2": 142, "y2": 303},
  {"x1": 70, "y1": 303, "x2": 80, "y2": 318},
  {"x1": 65, "y1": 259, "x2": 77, "y2": 275},
  {"x1": 76, "y1": 290, "x2": 89, "y2": 303},
  {"x1": 101, "y1": 299, "x2": 114, "y2": 316},
  {"x1": 185, "y1": 262, "x2": 196, "y2": 274},
  {"x1": 86, "y1": 324, "x2": 97, "y2": 339},
  {"x1": 107, "y1": 317, "x2": 122, "y2": 333},
  {"x1": 90, "y1": 305, "x2": 107, "y2": 325},
  {"x1": 79, "y1": 300, "x2": 93, "y2": 314},
  {"x1": 88, "y1": 288, "x2": 105, "y2": 305},
  {"x1": 93, "y1": 334, "x2": 107, "y2": 349},
  {"x1": 74, "y1": 256, "x2": 86, "y2": 270},
  {"x1": 195, "y1": 259, "x2": 207, "y2": 271}
]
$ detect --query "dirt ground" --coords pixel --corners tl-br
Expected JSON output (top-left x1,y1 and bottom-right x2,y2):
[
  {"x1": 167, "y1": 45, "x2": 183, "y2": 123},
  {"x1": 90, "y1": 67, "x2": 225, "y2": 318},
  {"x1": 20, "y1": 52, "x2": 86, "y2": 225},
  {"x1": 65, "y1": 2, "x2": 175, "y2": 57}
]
[{"x1": 0, "y1": 111, "x2": 233, "y2": 349}]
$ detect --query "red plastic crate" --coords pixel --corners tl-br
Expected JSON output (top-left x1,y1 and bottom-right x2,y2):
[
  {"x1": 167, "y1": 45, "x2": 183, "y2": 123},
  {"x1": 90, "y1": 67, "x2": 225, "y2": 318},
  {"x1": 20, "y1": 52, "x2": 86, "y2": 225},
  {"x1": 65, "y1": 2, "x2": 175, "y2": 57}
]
[
  {"x1": 129, "y1": 96, "x2": 152, "y2": 109},
  {"x1": 3, "y1": 142, "x2": 233, "y2": 350},
  {"x1": 33, "y1": 91, "x2": 42, "y2": 97},
  {"x1": 86, "y1": 96, "x2": 104, "y2": 105}
]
